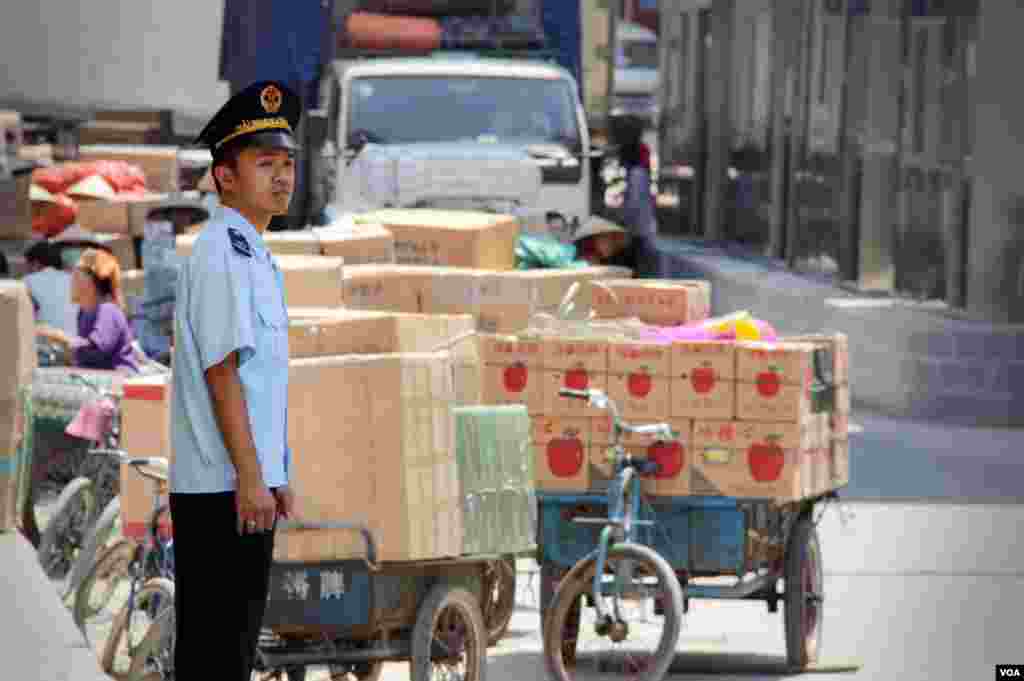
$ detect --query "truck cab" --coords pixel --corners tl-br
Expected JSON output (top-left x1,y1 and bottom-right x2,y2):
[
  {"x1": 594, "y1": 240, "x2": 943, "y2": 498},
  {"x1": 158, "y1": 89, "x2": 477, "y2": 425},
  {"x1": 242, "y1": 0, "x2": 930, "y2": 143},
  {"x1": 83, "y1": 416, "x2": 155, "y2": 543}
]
[{"x1": 323, "y1": 56, "x2": 591, "y2": 240}]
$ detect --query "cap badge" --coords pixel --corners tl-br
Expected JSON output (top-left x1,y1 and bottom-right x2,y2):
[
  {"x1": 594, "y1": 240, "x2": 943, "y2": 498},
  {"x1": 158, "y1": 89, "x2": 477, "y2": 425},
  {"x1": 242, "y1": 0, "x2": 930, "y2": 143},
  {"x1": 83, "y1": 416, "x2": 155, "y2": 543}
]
[{"x1": 260, "y1": 85, "x2": 283, "y2": 114}]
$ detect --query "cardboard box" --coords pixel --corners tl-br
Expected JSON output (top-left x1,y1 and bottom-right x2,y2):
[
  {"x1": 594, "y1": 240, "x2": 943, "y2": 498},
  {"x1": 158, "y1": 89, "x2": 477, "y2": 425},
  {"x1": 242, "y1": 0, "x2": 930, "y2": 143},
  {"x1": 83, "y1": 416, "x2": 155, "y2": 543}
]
[
  {"x1": 355, "y1": 209, "x2": 519, "y2": 269},
  {"x1": 119, "y1": 375, "x2": 173, "y2": 541},
  {"x1": 479, "y1": 334, "x2": 546, "y2": 415},
  {"x1": 735, "y1": 341, "x2": 816, "y2": 386},
  {"x1": 0, "y1": 396, "x2": 27, "y2": 532},
  {"x1": 77, "y1": 145, "x2": 180, "y2": 193},
  {"x1": 0, "y1": 168, "x2": 33, "y2": 240},
  {"x1": 342, "y1": 264, "x2": 459, "y2": 314},
  {"x1": 543, "y1": 337, "x2": 609, "y2": 373},
  {"x1": 690, "y1": 420, "x2": 818, "y2": 501},
  {"x1": 286, "y1": 311, "x2": 480, "y2": 406},
  {"x1": 456, "y1": 271, "x2": 537, "y2": 334},
  {"x1": 276, "y1": 353, "x2": 462, "y2": 563},
  {"x1": 591, "y1": 279, "x2": 712, "y2": 325},
  {"x1": 0, "y1": 282, "x2": 37, "y2": 402},
  {"x1": 315, "y1": 222, "x2": 396, "y2": 265},
  {"x1": 287, "y1": 310, "x2": 475, "y2": 357},
  {"x1": 782, "y1": 332, "x2": 850, "y2": 385},
  {"x1": 736, "y1": 381, "x2": 813, "y2": 422},
  {"x1": 532, "y1": 415, "x2": 589, "y2": 492},
  {"x1": 274, "y1": 255, "x2": 345, "y2": 308},
  {"x1": 607, "y1": 341, "x2": 672, "y2": 419},
  {"x1": 544, "y1": 371, "x2": 609, "y2": 418},
  {"x1": 588, "y1": 419, "x2": 692, "y2": 496},
  {"x1": 75, "y1": 193, "x2": 168, "y2": 236},
  {"x1": 514, "y1": 266, "x2": 634, "y2": 311}
]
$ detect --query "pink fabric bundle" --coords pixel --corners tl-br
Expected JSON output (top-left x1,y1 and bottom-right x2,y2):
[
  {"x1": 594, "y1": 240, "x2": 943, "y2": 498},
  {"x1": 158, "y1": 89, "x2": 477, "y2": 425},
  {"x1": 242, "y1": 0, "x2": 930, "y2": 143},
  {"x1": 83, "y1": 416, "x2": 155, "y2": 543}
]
[
  {"x1": 639, "y1": 316, "x2": 778, "y2": 344},
  {"x1": 66, "y1": 397, "x2": 116, "y2": 443}
]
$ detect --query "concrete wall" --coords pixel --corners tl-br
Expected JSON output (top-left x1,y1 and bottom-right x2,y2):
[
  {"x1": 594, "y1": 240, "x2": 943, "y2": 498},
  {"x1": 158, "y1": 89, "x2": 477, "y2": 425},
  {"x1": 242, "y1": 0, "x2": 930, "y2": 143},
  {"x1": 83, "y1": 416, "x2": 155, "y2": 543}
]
[
  {"x1": 966, "y1": 0, "x2": 1024, "y2": 323},
  {"x1": 0, "y1": 1, "x2": 228, "y2": 121}
]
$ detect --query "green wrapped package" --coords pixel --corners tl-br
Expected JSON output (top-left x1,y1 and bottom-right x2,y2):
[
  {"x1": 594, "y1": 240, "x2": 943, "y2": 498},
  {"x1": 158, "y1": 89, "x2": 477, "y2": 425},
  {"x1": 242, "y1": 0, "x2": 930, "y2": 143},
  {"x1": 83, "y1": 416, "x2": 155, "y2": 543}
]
[{"x1": 453, "y1": 405, "x2": 537, "y2": 556}]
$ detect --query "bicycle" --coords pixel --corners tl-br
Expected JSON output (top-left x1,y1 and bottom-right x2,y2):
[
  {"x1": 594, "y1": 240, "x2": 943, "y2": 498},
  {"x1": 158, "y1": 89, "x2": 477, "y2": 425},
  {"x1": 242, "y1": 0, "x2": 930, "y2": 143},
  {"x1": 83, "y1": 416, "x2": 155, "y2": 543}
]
[
  {"x1": 35, "y1": 372, "x2": 124, "y2": 591},
  {"x1": 72, "y1": 454, "x2": 175, "y2": 681},
  {"x1": 542, "y1": 387, "x2": 685, "y2": 681}
]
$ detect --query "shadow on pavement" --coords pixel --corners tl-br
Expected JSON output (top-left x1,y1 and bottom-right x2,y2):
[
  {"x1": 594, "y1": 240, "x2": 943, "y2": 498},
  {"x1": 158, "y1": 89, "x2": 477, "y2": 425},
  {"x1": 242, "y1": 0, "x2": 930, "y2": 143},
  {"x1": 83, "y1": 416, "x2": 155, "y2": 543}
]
[{"x1": 488, "y1": 648, "x2": 860, "y2": 679}]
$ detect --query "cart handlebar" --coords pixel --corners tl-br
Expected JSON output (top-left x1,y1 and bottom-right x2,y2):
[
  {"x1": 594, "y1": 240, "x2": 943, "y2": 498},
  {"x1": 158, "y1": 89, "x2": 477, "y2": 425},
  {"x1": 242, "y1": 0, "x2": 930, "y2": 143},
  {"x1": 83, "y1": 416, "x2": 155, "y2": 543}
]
[
  {"x1": 558, "y1": 388, "x2": 678, "y2": 443},
  {"x1": 275, "y1": 520, "x2": 379, "y2": 569}
]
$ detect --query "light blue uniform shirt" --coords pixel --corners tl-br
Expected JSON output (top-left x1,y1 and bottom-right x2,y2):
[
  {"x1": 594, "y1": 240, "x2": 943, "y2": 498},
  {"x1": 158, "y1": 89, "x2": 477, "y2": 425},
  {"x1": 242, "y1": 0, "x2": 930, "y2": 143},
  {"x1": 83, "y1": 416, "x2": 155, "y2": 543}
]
[{"x1": 169, "y1": 206, "x2": 290, "y2": 493}]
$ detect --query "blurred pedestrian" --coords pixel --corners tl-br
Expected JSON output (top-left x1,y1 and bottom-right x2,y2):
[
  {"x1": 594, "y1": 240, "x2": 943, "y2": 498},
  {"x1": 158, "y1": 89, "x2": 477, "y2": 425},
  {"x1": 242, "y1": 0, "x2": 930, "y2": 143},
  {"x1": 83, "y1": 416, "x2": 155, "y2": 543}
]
[
  {"x1": 23, "y1": 240, "x2": 77, "y2": 335},
  {"x1": 618, "y1": 134, "x2": 665, "y2": 278}
]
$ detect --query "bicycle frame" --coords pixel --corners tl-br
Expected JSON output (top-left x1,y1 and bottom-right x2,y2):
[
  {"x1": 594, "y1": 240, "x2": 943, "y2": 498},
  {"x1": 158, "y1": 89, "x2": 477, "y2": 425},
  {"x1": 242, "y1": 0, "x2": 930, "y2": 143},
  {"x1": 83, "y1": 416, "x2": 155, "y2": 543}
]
[{"x1": 569, "y1": 389, "x2": 667, "y2": 629}]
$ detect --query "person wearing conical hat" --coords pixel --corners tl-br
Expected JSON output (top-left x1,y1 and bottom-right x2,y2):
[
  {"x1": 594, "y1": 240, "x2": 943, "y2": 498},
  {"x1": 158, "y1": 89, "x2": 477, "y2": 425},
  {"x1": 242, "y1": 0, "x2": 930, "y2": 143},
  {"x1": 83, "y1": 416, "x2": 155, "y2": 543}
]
[
  {"x1": 573, "y1": 215, "x2": 631, "y2": 266},
  {"x1": 167, "y1": 80, "x2": 300, "y2": 681}
]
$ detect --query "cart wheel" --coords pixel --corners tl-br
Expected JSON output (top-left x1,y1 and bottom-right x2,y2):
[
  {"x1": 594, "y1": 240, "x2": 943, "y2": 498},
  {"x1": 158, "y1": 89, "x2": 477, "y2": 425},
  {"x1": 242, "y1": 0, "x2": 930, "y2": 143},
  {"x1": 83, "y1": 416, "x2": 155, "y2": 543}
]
[
  {"x1": 411, "y1": 584, "x2": 487, "y2": 681},
  {"x1": 38, "y1": 476, "x2": 96, "y2": 582},
  {"x1": 784, "y1": 513, "x2": 824, "y2": 670},
  {"x1": 483, "y1": 555, "x2": 517, "y2": 646},
  {"x1": 73, "y1": 537, "x2": 139, "y2": 641},
  {"x1": 543, "y1": 543, "x2": 683, "y2": 681}
]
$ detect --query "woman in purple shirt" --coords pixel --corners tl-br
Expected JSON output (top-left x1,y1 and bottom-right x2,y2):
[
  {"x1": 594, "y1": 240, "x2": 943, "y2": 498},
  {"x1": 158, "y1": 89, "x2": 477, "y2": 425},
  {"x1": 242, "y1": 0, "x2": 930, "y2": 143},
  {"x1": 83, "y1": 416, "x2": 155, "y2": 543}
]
[{"x1": 38, "y1": 248, "x2": 139, "y2": 373}]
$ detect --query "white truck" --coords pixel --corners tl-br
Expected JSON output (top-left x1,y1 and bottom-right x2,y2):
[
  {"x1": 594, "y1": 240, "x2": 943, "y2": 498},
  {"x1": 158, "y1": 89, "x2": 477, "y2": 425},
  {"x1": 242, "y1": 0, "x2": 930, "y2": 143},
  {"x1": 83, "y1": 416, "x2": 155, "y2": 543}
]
[{"x1": 317, "y1": 55, "x2": 594, "y2": 241}]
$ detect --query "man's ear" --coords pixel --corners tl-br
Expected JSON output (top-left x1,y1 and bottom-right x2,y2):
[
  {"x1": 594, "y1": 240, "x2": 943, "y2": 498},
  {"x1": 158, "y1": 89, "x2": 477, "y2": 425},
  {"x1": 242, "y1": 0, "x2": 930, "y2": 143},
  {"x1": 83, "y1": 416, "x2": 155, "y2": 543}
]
[{"x1": 214, "y1": 164, "x2": 234, "y2": 192}]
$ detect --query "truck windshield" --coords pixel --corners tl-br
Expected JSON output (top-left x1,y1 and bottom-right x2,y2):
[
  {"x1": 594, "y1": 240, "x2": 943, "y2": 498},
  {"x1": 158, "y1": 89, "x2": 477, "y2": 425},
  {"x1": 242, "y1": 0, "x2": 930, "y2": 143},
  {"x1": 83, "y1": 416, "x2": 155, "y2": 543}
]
[{"x1": 348, "y1": 75, "x2": 581, "y2": 147}]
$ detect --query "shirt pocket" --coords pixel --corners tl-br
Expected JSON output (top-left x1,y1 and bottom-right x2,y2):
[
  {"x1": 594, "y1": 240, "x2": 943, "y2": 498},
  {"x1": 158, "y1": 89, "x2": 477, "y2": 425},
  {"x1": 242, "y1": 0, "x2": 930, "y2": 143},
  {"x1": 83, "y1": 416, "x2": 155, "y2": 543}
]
[{"x1": 256, "y1": 306, "x2": 288, "y2": 362}]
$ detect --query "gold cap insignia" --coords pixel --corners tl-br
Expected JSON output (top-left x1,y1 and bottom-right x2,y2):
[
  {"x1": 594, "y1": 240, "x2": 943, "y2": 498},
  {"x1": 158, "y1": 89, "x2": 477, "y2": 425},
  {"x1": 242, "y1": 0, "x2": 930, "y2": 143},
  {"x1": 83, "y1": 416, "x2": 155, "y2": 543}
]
[{"x1": 260, "y1": 85, "x2": 283, "y2": 114}]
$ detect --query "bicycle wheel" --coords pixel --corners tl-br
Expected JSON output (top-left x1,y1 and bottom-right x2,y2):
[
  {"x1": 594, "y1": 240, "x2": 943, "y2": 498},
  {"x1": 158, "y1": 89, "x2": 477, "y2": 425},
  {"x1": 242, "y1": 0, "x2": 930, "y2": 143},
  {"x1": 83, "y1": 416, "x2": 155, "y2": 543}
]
[
  {"x1": 544, "y1": 542, "x2": 684, "y2": 681},
  {"x1": 101, "y1": 577, "x2": 175, "y2": 680},
  {"x1": 38, "y1": 476, "x2": 96, "y2": 582},
  {"x1": 784, "y1": 512, "x2": 824, "y2": 670},
  {"x1": 64, "y1": 495, "x2": 122, "y2": 601},
  {"x1": 73, "y1": 537, "x2": 139, "y2": 640},
  {"x1": 126, "y1": 586, "x2": 176, "y2": 681},
  {"x1": 483, "y1": 555, "x2": 517, "y2": 646}
]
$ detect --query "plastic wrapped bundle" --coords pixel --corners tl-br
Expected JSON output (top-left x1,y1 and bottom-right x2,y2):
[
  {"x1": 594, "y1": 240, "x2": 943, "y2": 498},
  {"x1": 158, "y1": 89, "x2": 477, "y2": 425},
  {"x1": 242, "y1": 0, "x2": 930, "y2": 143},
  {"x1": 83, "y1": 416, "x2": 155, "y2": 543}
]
[
  {"x1": 453, "y1": 405, "x2": 536, "y2": 555},
  {"x1": 360, "y1": 0, "x2": 518, "y2": 15},
  {"x1": 440, "y1": 14, "x2": 547, "y2": 50}
]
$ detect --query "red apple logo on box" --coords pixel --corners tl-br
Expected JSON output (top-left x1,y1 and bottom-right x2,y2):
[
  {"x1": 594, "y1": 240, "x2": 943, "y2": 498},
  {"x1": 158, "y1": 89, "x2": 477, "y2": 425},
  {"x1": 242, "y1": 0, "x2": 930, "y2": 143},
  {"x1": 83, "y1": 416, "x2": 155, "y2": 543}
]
[{"x1": 546, "y1": 430, "x2": 584, "y2": 478}]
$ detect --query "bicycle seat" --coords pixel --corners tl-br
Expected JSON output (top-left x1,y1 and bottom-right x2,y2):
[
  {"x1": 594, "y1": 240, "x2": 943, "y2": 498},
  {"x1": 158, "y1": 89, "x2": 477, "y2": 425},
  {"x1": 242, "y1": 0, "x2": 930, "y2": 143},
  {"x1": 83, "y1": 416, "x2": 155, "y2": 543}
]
[{"x1": 128, "y1": 457, "x2": 170, "y2": 483}]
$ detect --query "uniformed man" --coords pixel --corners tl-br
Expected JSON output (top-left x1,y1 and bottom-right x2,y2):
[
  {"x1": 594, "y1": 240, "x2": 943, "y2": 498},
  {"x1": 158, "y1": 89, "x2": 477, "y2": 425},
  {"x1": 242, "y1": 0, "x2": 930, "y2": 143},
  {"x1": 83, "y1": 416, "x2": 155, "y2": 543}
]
[{"x1": 169, "y1": 80, "x2": 300, "y2": 681}]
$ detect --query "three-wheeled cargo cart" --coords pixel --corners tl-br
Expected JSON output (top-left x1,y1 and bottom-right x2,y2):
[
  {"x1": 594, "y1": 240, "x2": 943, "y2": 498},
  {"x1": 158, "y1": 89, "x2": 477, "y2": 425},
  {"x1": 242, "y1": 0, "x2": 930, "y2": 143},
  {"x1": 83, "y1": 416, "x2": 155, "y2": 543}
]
[{"x1": 254, "y1": 521, "x2": 521, "y2": 681}]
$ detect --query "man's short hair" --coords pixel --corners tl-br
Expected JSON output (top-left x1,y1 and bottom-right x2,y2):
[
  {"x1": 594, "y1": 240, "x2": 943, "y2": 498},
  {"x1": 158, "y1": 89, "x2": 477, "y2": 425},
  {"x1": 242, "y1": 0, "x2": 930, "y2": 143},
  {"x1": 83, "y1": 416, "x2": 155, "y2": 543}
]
[{"x1": 25, "y1": 241, "x2": 61, "y2": 269}]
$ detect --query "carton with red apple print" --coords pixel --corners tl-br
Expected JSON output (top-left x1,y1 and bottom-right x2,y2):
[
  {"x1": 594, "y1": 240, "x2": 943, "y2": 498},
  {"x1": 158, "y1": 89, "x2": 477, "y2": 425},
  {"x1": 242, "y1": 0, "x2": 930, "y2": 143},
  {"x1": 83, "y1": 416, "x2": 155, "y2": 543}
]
[
  {"x1": 735, "y1": 341, "x2": 818, "y2": 422},
  {"x1": 690, "y1": 419, "x2": 822, "y2": 500},
  {"x1": 479, "y1": 333, "x2": 545, "y2": 414},
  {"x1": 542, "y1": 337, "x2": 609, "y2": 417},
  {"x1": 670, "y1": 340, "x2": 738, "y2": 420},
  {"x1": 607, "y1": 341, "x2": 672, "y2": 419},
  {"x1": 531, "y1": 415, "x2": 590, "y2": 491}
]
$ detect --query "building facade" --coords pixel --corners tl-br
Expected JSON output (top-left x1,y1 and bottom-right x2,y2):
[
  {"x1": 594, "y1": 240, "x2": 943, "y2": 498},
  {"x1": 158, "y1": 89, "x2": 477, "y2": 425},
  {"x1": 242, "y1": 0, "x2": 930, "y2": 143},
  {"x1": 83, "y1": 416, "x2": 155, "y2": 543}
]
[{"x1": 657, "y1": 0, "x2": 1024, "y2": 324}]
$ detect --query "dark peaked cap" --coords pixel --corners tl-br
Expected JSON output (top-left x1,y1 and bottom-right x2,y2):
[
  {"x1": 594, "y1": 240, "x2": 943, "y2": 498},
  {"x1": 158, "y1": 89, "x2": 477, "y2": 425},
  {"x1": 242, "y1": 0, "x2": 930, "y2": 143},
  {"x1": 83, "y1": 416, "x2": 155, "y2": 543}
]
[{"x1": 194, "y1": 80, "x2": 302, "y2": 156}]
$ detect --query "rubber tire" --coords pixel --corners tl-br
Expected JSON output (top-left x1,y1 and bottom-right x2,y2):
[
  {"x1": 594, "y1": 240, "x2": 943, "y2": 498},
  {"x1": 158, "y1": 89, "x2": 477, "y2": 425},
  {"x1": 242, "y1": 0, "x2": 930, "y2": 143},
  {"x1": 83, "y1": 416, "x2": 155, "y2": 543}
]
[
  {"x1": 101, "y1": 577, "x2": 175, "y2": 678},
  {"x1": 784, "y1": 513, "x2": 824, "y2": 670},
  {"x1": 538, "y1": 561, "x2": 563, "y2": 637},
  {"x1": 484, "y1": 555, "x2": 517, "y2": 646},
  {"x1": 38, "y1": 476, "x2": 96, "y2": 582},
  {"x1": 543, "y1": 542, "x2": 684, "y2": 681},
  {"x1": 64, "y1": 495, "x2": 122, "y2": 601},
  {"x1": 411, "y1": 584, "x2": 487, "y2": 681},
  {"x1": 73, "y1": 537, "x2": 139, "y2": 638}
]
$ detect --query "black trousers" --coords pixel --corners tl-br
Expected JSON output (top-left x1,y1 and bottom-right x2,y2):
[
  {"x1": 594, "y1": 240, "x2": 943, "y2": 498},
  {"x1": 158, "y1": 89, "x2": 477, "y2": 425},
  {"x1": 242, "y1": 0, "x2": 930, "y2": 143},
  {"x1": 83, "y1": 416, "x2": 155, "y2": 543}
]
[{"x1": 170, "y1": 490, "x2": 276, "y2": 681}]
